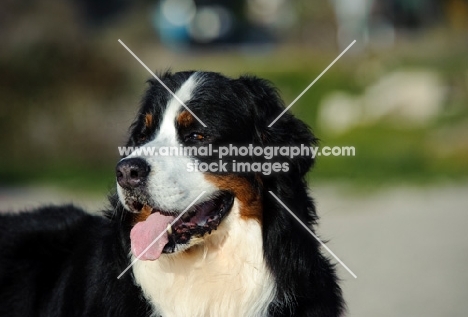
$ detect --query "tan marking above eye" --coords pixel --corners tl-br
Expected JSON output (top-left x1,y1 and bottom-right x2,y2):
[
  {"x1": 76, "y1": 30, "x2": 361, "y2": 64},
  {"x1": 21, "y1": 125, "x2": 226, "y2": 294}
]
[
  {"x1": 177, "y1": 110, "x2": 195, "y2": 127},
  {"x1": 145, "y1": 113, "x2": 153, "y2": 128}
]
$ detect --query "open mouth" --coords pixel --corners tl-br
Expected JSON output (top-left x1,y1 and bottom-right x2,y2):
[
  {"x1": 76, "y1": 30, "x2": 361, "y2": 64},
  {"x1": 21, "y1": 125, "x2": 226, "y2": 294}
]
[{"x1": 129, "y1": 191, "x2": 234, "y2": 261}]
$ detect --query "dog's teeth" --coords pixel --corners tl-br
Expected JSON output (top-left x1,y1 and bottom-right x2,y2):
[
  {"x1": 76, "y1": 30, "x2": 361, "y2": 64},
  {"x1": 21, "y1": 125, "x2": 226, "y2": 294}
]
[{"x1": 167, "y1": 224, "x2": 172, "y2": 235}]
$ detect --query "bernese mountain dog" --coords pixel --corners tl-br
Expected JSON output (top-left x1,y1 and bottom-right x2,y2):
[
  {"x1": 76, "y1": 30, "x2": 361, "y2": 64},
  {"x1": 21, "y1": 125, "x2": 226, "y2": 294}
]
[{"x1": 0, "y1": 71, "x2": 344, "y2": 317}]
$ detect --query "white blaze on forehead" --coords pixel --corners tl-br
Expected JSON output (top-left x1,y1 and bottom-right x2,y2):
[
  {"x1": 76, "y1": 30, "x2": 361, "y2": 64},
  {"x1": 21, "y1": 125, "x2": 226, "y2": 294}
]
[{"x1": 156, "y1": 74, "x2": 199, "y2": 144}]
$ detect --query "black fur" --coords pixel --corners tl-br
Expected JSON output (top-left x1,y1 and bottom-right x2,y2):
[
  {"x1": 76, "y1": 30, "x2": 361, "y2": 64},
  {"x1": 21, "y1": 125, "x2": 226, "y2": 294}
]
[
  {"x1": 242, "y1": 76, "x2": 344, "y2": 316},
  {"x1": 0, "y1": 71, "x2": 344, "y2": 316},
  {"x1": 0, "y1": 205, "x2": 151, "y2": 317}
]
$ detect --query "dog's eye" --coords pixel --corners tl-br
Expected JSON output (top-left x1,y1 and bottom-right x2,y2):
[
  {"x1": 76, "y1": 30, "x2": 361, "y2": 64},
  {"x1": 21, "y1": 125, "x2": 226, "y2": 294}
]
[
  {"x1": 186, "y1": 132, "x2": 205, "y2": 142},
  {"x1": 137, "y1": 132, "x2": 148, "y2": 142}
]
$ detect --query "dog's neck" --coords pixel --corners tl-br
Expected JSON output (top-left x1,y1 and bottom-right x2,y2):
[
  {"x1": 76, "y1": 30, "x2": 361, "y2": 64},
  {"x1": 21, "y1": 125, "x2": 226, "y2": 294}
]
[{"x1": 132, "y1": 201, "x2": 276, "y2": 317}]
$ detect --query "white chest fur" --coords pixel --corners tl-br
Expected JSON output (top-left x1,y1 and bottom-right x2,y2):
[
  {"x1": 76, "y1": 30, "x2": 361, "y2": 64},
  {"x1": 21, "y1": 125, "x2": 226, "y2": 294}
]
[{"x1": 132, "y1": 201, "x2": 276, "y2": 317}]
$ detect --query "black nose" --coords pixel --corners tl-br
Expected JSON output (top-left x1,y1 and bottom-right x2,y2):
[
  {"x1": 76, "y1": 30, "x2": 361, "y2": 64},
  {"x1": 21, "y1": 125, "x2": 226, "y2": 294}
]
[{"x1": 116, "y1": 158, "x2": 150, "y2": 189}]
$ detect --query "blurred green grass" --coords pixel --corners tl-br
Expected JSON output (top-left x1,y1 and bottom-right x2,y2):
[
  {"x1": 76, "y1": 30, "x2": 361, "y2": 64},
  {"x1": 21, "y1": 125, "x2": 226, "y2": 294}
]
[
  {"x1": 0, "y1": 162, "x2": 114, "y2": 195},
  {"x1": 257, "y1": 42, "x2": 468, "y2": 187},
  {"x1": 1, "y1": 36, "x2": 467, "y2": 192}
]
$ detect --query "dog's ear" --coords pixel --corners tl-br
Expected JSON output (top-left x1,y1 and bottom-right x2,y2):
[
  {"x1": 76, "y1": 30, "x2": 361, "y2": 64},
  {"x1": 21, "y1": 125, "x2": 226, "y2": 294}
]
[
  {"x1": 239, "y1": 73, "x2": 318, "y2": 243},
  {"x1": 238, "y1": 74, "x2": 317, "y2": 222},
  {"x1": 239, "y1": 75, "x2": 317, "y2": 177}
]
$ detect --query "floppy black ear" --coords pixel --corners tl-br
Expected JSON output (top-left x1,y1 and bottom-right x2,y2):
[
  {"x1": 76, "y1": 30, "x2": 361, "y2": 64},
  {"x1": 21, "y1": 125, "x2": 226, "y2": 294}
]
[
  {"x1": 239, "y1": 75, "x2": 344, "y2": 316},
  {"x1": 239, "y1": 75, "x2": 317, "y2": 177}
]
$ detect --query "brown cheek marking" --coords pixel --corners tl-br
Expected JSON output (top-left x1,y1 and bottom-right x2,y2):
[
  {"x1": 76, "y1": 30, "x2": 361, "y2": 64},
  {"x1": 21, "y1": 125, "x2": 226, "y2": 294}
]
[
  {"x1": 145, "y1": 113, "x2": 153, "y2": 128},
  {"x1": 132, "y1": 205, "x2": 152, "y2": 225},
  {"x1": 205, "y1": 175, "x2": 262, "y2": 222},
  {"x1": 177, "y1": 110, "x2": 194, "y2": 127}
]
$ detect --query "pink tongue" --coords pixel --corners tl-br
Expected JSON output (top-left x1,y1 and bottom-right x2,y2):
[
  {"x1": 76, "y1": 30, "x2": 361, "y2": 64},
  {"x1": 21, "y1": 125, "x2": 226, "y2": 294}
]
[{"x1": 130, "y1": 212, "x2": 175, "y2": 261}]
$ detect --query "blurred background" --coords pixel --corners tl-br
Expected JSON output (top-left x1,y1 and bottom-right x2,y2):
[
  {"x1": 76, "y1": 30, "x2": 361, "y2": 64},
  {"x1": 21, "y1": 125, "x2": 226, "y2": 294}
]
[{"x1": 0, "y1": 0, "x2": 467, "y2": 316}]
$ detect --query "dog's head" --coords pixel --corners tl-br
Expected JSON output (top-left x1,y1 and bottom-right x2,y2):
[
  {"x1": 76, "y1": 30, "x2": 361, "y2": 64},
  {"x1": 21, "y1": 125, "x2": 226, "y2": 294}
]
[{"x1": 115, "y1": 71, "x2": 317, "y2": 261}]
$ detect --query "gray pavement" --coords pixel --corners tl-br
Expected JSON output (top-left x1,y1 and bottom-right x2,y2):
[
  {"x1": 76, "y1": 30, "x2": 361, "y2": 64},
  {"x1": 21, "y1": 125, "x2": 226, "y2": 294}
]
[{"x1": 313, "y1": 184, "x2": 468, "y2": 317}]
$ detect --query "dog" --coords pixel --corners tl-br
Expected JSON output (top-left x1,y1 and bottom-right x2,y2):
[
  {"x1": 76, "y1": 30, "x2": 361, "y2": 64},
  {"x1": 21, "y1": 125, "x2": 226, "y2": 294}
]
[{"x1": 0, "y1": 71, "x2": 344, "y2": 317}]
